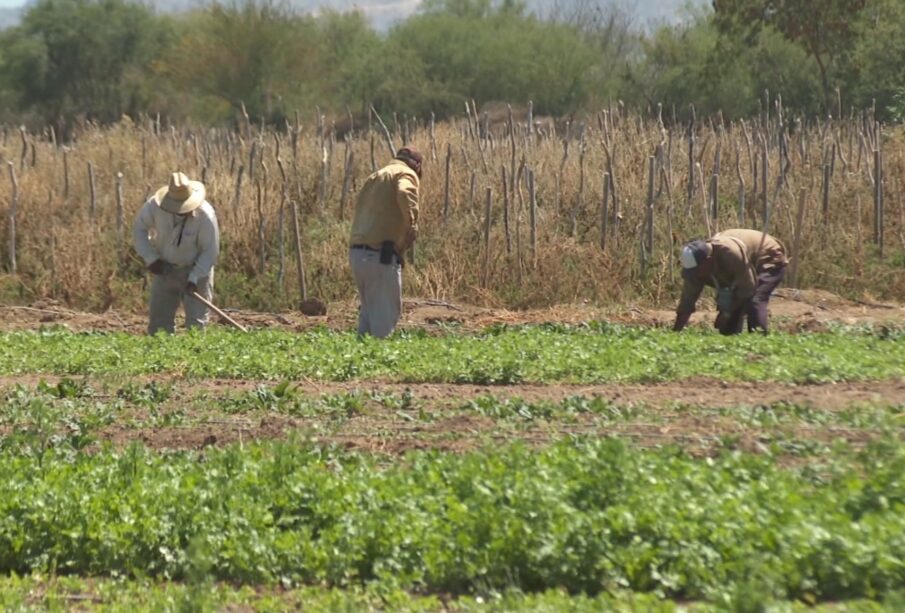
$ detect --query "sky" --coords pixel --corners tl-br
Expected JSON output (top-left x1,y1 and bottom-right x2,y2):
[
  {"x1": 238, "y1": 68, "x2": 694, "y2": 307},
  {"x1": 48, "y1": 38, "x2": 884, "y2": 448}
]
[{"x1": 0, "y1": 0, "x2": 705, "y2": 31}]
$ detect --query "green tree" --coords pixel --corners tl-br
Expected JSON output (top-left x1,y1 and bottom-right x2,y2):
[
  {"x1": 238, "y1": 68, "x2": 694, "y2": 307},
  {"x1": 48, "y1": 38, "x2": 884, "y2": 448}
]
[
  {"x1": 313, "y1": 9, "x2": 386, "y2": 113},
  {"x1": 390, "y1": 5, "x2": 600, "y2": 117},
  {"x1": 157, "y1": 0, "x2": 320, "y2": 124},
  {"x1": 630, "y1": 11, "x2": 821, "y2": 120},
  {"x1": 712, "y1": 0, "x2": 867, "y2": 107},
  {"x1": 848, "y1": 0, "x2": 905, "y2": 119},
  {"x1": 0, "y1": 0, "x2": 166, "y2": 127}
]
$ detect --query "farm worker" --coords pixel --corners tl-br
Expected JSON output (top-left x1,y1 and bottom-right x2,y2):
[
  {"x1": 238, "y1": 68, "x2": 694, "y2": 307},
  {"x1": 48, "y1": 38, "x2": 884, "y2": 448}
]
[
  {"x1": 348, "y1": 146, "x2": 422, "y2": 338},
  {"x1": 132, "y1": 172, "x2": 220, "y2": 335},
  {"x1": 673, "y1": 229, "x2": 788, "y2": 335}
]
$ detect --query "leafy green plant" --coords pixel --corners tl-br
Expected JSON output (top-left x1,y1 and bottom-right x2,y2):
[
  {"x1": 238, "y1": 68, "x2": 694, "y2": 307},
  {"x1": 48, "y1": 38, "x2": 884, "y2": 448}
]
[
  {"x1": 0, "y1": 325, "x2": 902, "y2": 384},
  {"x1": 0, "y1": 437, "x2": 902, "y2": 604}
]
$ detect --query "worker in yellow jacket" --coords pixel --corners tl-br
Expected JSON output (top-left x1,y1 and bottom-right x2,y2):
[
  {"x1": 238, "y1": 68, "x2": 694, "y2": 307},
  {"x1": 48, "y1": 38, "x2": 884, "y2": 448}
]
[{"x1": 348, "y1": 147, "x2": 422, "y2": 338}]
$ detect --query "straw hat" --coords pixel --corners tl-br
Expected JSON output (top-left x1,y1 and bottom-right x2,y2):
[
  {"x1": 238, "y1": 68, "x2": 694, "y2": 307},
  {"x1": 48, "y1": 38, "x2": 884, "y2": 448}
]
[{"x1": 154, "y1": 172, "x2": 206, "y2": 215}]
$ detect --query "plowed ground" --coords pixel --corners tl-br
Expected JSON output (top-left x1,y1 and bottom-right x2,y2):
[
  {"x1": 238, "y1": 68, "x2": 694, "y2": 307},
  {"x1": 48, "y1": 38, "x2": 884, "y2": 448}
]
[{"x1": 1, "y1": 288, "x2": 902, "y2": 458}]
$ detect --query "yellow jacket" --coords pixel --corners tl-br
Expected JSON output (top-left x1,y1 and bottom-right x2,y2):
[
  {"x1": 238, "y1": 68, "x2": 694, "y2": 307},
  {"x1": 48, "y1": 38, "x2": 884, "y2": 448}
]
[{"x1": 349, "y1": 159, "x2": 420, "y2": 254}]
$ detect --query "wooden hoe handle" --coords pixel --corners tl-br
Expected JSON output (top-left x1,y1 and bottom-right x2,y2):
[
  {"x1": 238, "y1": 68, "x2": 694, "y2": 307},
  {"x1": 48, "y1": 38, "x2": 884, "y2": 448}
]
[{"x1": 191, "y1": 291, "x2": 248, "y2": 332}]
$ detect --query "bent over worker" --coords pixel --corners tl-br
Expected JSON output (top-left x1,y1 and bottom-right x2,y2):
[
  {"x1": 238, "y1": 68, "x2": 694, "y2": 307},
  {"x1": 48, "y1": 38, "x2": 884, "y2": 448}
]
[
  {"x1": 133, "y1": 172, "x2": 220, "y2": 335},
  {"x1": 349, "y1": 147, "x2": 422, "y2": 338},
  {"x1": 674, "y1": 228, "x2": 788, "y2": 335}
]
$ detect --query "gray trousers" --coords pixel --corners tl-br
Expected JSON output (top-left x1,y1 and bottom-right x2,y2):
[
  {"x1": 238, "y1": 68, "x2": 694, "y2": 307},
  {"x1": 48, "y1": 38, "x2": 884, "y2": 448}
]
[
  {"x1": 349, "y1": 247, "x2": 402, "y2": 338},
  {"x1": 148, "y1": 266, "x2": 213, "y2": 335}
]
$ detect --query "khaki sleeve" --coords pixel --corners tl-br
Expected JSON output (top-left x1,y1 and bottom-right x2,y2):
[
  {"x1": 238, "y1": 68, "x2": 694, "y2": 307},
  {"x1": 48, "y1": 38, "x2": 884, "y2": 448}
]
[
  {"x1": 677, "y1": 277, "x2": 704, "y2": 315},
  {"x1": 396, "y1": 174, "x2": 419, "y2": 232}
]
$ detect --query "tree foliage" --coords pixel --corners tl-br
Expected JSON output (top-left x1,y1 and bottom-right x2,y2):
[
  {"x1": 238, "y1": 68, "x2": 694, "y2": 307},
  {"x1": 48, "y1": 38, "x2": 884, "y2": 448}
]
[
  {"x1": 848, "y1": 0, "x2": 905, "y2": 118},
  {"x1": 0, "y1": 0, "x2": 165, "y2": 127},
  {"x1": 631, "y1": 12, "x2": 821, "y2": 120},
  {"x1": 712, "y1": 0, "x2": 868, "y2": 104},
  {"x1": 0, "y1": 0, "x2": 902, "y2": 127}
]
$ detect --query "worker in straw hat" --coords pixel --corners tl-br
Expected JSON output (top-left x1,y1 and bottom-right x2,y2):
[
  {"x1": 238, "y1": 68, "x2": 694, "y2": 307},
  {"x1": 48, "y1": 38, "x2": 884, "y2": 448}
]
[
  {"x1": 673, "y1": 228, "x2": 788, "y2": 335},
  {"x1": 348, "y1": 146, "x2": 422, "y2": 338},
  {"x1": 132, "y1": 172, "x2": 220, "y2": 335}
]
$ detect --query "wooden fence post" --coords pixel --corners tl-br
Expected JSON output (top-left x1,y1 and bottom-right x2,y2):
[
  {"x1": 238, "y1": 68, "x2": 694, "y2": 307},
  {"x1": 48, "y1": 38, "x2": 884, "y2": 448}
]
[
  {"x1": 761, "y1": 137, "x2": 771, "y2": 236},
  {"x1": 88, "y1": 161, "x2": 97, "y2": 223},
  {"x1": 686, "y1": 121, "x2": 695, "y2": 212},
  {"x1": 429, "y1": 112, "x2": 438, "y2": 162},
  {"x1": 115, "y1": 172, "x2": 125, "y2": 246},
  {"x1": 570, "y1": 139, "x2": 586, "y2": 237},
  {"x1": 790, "y1": 187, "x2": 807, "y2": 287},
  {"x1": 7, "y1": 162, "x2": 18, "y2": 274},
  {"x1": 63, "y1": 148, "x2": 70, "y2": 200},
  {"x1": 874, "y1": 141, "x2": 883, "y2": 256},
  {"x1": 528, "y1": 168, "x2": 537, "y2": 269},
  {"x1": 370, "y1": 105, "x2": 396, "y2": 157},
  {"x1": 339, "y1": 142, "x2": 354, "y2": 219},
  {"x1": 735, "y1": 143, "x2": 745, "y2": 226},
  {"x1": 290, "y1": 199, "x2": 307, "y2": 302},
  {"x1": 697, "y1": 162, "x2": 711, "y2": 236},
  {"x1": 141, "y1": 135, "x2": 148, "y2": 180},
  {"x1": 276, "y1": 157, "x2": 289, "y2": 292},
  {"x1": 318, "y1": 145, "x2": 328, "y2": 211},
  {"x1": 644, "y1": 156, "x2": 656, "y2": 267},
  {"x1": 515, "y1": 161, "x2": 525, "y2": 283},
  {"x1": 709, "y1": 172, "x2": 719, "y2": 231},
  {"x1": 501, "y1": 167, "x2": 511, "y2": 255},
  {"x1": 482, "y1": 187, "x2": 493, "y2": 287},
  {"x1": 555, "y1": 138, "x2": 569, "y2": 215},
  {"x1": 600, "y1": 171, "x2": 610, "y2": 252},
  {"x1": 443, "y1": 143, "x2": 452, "y2": 222},
  {"x1": 18, "y1": 126, "x2": 27, "y2": 172},
  {"x1": 232, "y1": 164, "x2": 245, "y2": 212}
]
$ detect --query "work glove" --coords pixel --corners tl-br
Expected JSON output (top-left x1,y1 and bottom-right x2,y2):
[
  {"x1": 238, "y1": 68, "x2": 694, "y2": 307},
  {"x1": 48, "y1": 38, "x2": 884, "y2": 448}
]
[
  {"x1": 185, "y1": 281, "x2": 198, "y2": 296},
  {"x1": 148, "y1": 259, "x2": 166, "y2": 275}
]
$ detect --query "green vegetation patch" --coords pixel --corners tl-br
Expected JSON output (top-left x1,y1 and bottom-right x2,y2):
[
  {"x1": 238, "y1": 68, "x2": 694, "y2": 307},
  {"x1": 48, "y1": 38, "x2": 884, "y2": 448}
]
[
  {"x1": 0, "y1": 437, "x2": 904, "y2": 605},
  {"x1": 0, "y1": 324, "x2": 903, "y2": 383}
]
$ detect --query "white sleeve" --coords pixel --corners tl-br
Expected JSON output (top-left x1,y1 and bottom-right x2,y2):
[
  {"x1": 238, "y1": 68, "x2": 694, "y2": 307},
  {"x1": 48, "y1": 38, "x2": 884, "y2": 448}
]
[
  {"x1": 132, "y1": 200, "x2": 159, "y2": 266},
  {"x1": 189, "y1": 205, "x2": 220, "y2": 284}
]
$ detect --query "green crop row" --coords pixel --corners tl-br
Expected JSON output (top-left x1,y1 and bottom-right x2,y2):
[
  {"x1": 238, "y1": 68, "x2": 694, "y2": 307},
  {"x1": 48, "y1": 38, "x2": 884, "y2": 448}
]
[
  {"x1": 0, "y1": 437, "x2": 904, "y2": 605},
  {"x1": 0, "y1": 324, "x2": 903, "y2": 383}
]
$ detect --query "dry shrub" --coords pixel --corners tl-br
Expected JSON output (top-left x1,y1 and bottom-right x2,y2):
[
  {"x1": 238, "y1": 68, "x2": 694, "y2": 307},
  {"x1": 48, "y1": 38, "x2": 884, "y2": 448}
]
[{"x1": 0, "y1": 110, "x2": 902, "y2": 312}]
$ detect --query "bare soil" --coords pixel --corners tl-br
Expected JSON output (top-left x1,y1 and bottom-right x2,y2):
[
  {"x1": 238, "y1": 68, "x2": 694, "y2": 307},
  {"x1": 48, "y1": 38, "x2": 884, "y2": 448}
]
[
  {"x1": 1, "y1": 289, "x2": 902, "y2": 457},
  {"x1": 1, "y1": 288, "x2": 903, "y2": 334},
  {"x1": 2, "y1": 375, "x2": 901, "y2": 457},
  {"x1": 98, "y1": 379, "x2": 905, "y2": 457}
]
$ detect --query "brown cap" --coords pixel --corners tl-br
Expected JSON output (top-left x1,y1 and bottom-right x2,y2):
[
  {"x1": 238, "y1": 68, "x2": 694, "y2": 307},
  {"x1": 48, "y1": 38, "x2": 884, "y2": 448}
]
[
  {"x1": 395, "y1": 146, "x2": 422, "y2": 164},
  {"x1": 395, "y1": 146, "x2": 423, "y2": 176}
]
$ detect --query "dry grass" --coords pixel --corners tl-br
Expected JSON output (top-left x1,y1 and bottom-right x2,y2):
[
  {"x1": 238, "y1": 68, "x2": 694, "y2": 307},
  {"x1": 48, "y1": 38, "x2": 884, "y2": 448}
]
[{"x1": 0, "y1": 109, "x2": 903, "y2": 313}]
